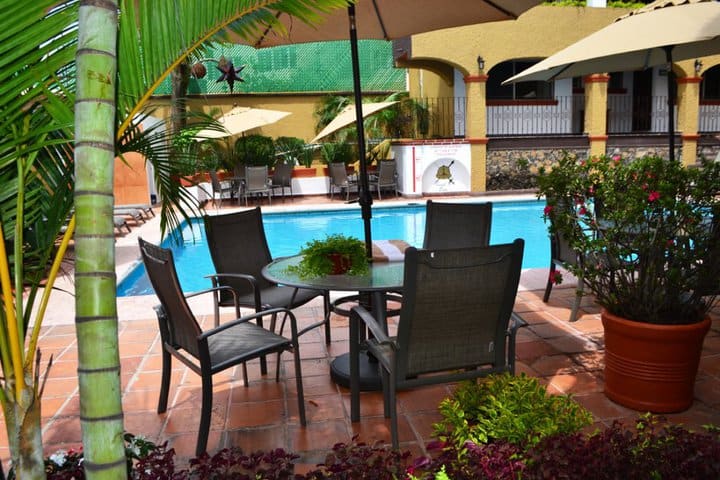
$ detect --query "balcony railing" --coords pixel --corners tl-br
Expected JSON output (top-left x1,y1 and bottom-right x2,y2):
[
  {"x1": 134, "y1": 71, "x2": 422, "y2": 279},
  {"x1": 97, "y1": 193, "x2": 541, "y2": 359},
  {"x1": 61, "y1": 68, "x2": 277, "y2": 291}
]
[{"x1": 412, "y1": 95, "x2": 717, "y2": 138}]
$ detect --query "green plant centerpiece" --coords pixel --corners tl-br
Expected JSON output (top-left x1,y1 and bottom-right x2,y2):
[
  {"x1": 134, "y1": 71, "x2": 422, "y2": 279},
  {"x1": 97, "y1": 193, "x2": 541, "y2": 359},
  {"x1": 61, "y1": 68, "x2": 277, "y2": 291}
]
[
  {"x1": 537, "y1": 154, "x2": 720, "y2": 412},
  {"x1": 287, "y1": 234, "x2": 369, "y2": 278}
]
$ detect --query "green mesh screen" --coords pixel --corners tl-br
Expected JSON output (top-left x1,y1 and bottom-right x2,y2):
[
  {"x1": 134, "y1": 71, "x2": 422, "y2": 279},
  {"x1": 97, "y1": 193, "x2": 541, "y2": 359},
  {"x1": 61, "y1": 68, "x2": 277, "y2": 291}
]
[{"x1": 154, "y1": 40, "x2": 405, "y2": 95}]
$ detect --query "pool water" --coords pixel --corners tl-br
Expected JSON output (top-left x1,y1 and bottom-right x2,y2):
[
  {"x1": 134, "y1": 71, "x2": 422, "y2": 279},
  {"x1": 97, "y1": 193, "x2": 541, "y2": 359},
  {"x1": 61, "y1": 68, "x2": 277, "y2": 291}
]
[{"x1": 118, "y1": 200, "x2": 549, "y2": 296}]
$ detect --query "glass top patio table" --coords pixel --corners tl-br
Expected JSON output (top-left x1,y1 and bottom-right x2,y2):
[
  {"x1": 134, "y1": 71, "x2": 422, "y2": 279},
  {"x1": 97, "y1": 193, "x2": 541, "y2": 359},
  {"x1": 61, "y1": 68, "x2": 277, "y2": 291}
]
[{"x1": 262, "y1": 255, "x2": 405, "y2": 391}]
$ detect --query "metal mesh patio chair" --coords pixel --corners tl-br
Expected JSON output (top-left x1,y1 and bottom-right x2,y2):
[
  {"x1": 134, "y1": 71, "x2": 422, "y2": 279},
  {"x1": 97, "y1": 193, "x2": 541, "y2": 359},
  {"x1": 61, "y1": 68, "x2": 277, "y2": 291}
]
[
  {"x1": 423, "y1": 200, "x2": 493, "y2": 249},
  {"x1": 370, "y1": 159, "x2": 398, "y2": 200},
  {"x1": 138, "y1": 238, "x2": 306, "y2": 457},
  {"x1": 328, "y1": 162, "x2": 358, "y2": 200},
  {"x1": 208, "y1": 170, "x2": 235, "y2": 208},
  {"x1": 241, "y1": 165, "x2": 272, "y2": 205},
  {"x1": 349, "y1": 240, "x2": 527, "y2": 449},
  {"x1": 203, "y1": 208, "x2": 331, "y2": 344},
  {"x1": 270, "y1": 162, "x2": 294, "y2": 201}
]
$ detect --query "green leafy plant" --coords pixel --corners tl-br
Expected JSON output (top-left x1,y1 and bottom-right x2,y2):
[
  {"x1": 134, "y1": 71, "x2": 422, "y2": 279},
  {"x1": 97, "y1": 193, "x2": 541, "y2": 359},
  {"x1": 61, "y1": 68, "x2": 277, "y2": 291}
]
[
  {"x1": 537, "y1": 154, "x2": 720, "y2": 325},
  {"x1": 275, "y1": 136, "x2": 315, "y2": 167},
  {"x1": 234, "y1": 134, "x2": 276, "y2": 167},
  {"x1": 319, "y1": 141, "x2": 357, "y2": 166},
  {"x1": 287, "y1": 234, "x2": 369, "y2": 278},
  {"x1": 434, "y1": 373, "x2": 593, "y2": 449}
]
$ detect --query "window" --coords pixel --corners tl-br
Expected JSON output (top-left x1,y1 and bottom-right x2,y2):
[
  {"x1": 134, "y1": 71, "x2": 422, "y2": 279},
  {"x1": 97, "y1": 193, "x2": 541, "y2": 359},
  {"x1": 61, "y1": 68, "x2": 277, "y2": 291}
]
[
  {"x1": 701, "y1": 65, "x2": 720, "y2": 100},
  {"x1": 486, "y1": 60, "x2": 553, "y2": 100}
]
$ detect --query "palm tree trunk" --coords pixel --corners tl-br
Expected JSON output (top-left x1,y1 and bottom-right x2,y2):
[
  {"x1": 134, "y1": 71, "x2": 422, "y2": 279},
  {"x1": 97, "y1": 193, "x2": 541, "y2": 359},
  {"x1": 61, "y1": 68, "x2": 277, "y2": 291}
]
[{"x1": 74, "y1": 1, "x2": 127, "y2": 478}]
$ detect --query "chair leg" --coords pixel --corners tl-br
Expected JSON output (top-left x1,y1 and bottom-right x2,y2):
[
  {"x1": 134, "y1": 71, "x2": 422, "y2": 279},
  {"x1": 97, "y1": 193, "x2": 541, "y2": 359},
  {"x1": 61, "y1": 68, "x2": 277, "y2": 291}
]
[
  {"x1": 242, "y1": 362, "x2": 249, "y2": 388},
  {"x1": 323, "y1": 292, "x2": 331, "y2": 344},
  {"x1": 291, "y1": 346, "x2": 307, "y2": 426},
  {"x1": 569, "y1": 275, "x2": 584, "y2": 322},
  {"x1": 157, "y1": 349, "x2": 172, "y2": 413},
  {"x1": 388, "y1": 374, "x2": 399, "y2": 449},
  {"x1": 543, "y1": 262, "x2": 556, "y2": 302},
  {"x1": 196, "y1": 372, "x2": 213, "y2": 457}
]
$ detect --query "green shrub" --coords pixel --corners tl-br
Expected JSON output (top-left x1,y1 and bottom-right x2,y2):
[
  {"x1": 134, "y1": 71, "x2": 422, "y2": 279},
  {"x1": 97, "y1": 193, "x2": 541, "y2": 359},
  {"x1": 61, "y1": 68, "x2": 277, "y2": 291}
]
[
  {"x1": 434, "y1": 373, "x2": 593, "y2": 449},
  {"x1": 234, "y1": 134, "x2": 275, "y2": 167},
  {"x1": 319, "y1": 141, "x2": 356, "y2": 166}
]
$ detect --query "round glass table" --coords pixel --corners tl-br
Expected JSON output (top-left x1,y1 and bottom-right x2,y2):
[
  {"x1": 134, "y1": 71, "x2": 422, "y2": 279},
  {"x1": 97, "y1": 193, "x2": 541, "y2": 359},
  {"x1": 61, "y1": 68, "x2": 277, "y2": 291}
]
[{"x1": 262, "y1": 255, "x2": 404, "y2": 390}]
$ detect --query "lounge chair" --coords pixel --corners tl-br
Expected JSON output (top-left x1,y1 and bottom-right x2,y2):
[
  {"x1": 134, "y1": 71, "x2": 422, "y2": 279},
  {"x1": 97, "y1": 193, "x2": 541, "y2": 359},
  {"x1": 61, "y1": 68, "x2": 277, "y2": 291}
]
[
  {"x1": 138, "y1": 238, "x2": 307, "y2": 457},
  {"x1": 113, "y1": 216, "x2": 131, "y2": 234},
  {"x1": 349, "y1": 240, "x2": 527, "y2": 449},
  {"x1": 117, "y1": 203, "x2": 155, "y2": 218},
  {"x1": 113, "y1": 207, "x2": 145, "y2": 224}
]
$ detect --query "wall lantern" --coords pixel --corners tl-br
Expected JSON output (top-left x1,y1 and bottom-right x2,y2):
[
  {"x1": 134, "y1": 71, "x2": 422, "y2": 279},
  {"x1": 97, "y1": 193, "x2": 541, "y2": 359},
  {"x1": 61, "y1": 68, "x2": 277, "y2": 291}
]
[
  {"x1": 477, "y1": 56, "x2": 485, "y2": 72},
  {"x1": 695, "y1": 59, "x2": 703, "y2": 75}
]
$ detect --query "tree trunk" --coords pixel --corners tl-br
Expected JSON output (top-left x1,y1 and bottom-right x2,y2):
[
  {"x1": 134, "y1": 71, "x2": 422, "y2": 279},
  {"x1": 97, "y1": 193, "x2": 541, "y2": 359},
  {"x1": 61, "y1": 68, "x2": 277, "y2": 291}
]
[
  {"x1": 170, "y1": 62, "x2": 190, "y2": 134},
  {"x1": 3, "y1": 376, "x2": 45, "y2": 479},
  {"x1": 74, "y1": 0, "x2": 127, "y2": 479}
]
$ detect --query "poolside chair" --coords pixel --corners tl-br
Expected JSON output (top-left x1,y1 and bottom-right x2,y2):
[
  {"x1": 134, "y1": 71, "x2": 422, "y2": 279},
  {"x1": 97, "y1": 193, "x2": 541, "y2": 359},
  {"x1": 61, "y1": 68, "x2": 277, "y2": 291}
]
[
  {"x1": 113, "y1": 216, "x2": 131, "y2": 234},
  {"x1": 241, "y1": 166, "x2": 272, "y2": 205},
  {"x1": 113, "y1": 207, "x2": 146, "y2": 224},
  {"x1": 328, "y1": 162, "x2": 358, "y2": 201},
  {"x1": 349, "y1": 240, "x2": 527, "y2": 449},
  {"x1": 543, "y1": 199, "x2": 585, "y2": 322},
  {"x1": 208, "y1": 170, "x2": 235, "y2": 208},
  {"x1": 270, "y1": 162, "x2": 294, "y2": 201},
  {"x1": 423, "y1": 200, "x2": 493, "y2": 249},
  {"x1": 370, "y1": 159, "x2": 398, "y2": 200},
  {"x1": 117, "y1": 203, "x2": 155, "y2": 219},
  {"x1": 203, "y1": 208, "x2": 331, "y2": 344},
  {"x1": 138, "y1": 238, "x2": 306, "y2": 457}
]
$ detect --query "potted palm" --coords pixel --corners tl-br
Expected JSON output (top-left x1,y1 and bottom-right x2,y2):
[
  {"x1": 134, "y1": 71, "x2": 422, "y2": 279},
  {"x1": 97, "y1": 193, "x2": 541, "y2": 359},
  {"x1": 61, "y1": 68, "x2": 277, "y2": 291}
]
[{"x1": 537, "y1": 154, "x2": 720, "y2": 412}]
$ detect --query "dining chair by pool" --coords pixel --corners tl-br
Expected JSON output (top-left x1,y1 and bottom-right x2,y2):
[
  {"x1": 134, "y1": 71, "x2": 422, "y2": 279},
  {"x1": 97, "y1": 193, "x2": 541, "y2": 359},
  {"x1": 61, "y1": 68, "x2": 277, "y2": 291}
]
[
  {"x1": 328, "y1": 162, "x2": 358, "y2": 200},
  {"x1": 370, "y1": 159, "x2": 398, "y2": 200},
  {"x1": 349, "y1": 240, "x2": 527, "y2": 449},
  {"x1": 138, "y1": 238, "x2": 307, "y2": 457},
  {"x1": 423, "y1": 200, "x2": 493, "y2": 249},
  {"x1": 241, "y1": 165, "x2": 272, "y2": 205},
  {"x1": 203, "y1": 208, "x2": 331, "y2": 344},
  {"x1": 543, "y1": 227, "x2": 585, "y2": 322},
  {"x1": 208, "y1": 170, "x2": 235, "y2": 208},
  {"x1": 270, "y1": 162, "x2": 294, "y2": 201}
]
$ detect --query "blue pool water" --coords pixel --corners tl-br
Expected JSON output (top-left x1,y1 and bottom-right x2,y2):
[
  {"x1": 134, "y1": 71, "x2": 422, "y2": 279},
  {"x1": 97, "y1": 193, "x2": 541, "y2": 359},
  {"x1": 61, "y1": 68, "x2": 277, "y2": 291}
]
[{"x1": 118, "y1": 200, "x2": 549, "y2": 296}]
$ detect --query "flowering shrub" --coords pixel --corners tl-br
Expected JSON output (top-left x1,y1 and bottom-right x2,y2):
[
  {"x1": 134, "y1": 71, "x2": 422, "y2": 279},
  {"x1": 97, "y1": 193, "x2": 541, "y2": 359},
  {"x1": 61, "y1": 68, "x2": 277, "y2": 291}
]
[{"x1": 537, "y1": 154, "x2": 720, "y2": 324}]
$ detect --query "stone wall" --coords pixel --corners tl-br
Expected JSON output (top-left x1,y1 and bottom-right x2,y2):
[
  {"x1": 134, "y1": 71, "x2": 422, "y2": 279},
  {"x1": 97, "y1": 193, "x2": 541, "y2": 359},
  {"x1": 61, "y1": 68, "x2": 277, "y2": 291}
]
[{"x1": 486, "y1": 147, "x2": 588, "y2": 191}]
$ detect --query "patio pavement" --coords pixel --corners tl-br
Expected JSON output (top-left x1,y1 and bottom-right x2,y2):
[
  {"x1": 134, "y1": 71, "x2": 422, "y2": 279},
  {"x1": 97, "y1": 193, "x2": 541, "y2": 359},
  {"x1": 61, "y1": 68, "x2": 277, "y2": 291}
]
[{"x1": 11, "y1": 193, "x2": 720, "y2": 472}]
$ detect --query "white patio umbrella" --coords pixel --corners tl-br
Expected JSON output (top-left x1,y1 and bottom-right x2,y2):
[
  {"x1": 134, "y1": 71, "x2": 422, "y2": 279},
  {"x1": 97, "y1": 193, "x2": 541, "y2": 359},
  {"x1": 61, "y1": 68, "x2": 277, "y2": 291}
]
[
  {"x1": 310, "y1": 101, "x2": 398, "y2": 143},
  {"x1": 227, "y1": 0, "x2": 540, "y2": 254},
  {"x1": 504, "y1": 0, "x2": 720, "y2": 162},
  {"x1": 195, "y1": 106, "x2": 292, "y2": 139}
]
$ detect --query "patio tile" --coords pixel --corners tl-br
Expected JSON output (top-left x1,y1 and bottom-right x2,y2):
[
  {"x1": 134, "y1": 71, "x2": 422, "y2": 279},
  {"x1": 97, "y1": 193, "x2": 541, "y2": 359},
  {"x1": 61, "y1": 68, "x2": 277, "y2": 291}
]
[
  {"x1": 226, "y1": 400, "x2": 286, "y2": 429},
  {"x1": 547, "y1": 371, "x2": 604, "y2": 395}
]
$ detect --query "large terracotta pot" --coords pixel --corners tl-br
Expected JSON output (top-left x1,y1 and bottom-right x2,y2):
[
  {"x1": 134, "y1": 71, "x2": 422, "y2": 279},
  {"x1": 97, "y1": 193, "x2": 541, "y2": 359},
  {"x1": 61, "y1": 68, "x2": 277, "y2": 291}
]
[
  {"x1": 327, "y1": 253, "x2": 352, "y2": 275},
  {"x1": 602, "y1": 309, "x2": 711, "y2": 413}
]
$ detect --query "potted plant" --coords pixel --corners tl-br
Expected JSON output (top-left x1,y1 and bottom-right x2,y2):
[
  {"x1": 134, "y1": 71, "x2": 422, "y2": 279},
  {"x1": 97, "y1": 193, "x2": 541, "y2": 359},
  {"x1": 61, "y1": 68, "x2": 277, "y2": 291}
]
[
  {"x1": 537, "y1": 154, "x2": 720, "y2": 412},
  {"x1": 287, "y1": 234, "x2": 369, "y2": 278}
]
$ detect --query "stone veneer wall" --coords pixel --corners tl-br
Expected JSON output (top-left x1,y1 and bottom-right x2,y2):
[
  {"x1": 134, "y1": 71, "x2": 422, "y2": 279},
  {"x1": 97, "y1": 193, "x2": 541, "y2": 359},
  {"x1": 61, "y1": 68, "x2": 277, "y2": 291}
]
[{"x1": 486, "y1": 147, "x2": 588, "y2": 191}]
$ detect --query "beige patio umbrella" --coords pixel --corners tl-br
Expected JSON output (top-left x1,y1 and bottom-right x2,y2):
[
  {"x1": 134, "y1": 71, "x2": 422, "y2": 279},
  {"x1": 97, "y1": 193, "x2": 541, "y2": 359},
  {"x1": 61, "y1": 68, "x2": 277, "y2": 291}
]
[
  {"x1": 310, "y1": 101, "x2": 398, "y2": 143},
  {"x1": 225, "y1": 0, "x2": 539, "y2": 254},
  {"x1": 504, "y1": 0, "x2": 720, "y2": 161},
  {"x1": 195, "y1": 106, "x2": 292, "y2": 139}
]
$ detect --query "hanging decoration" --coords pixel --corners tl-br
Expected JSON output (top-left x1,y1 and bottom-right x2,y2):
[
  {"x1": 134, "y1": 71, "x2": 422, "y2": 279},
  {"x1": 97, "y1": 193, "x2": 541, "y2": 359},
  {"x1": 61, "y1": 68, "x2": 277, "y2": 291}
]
[{"x1": 215, "y1": 55, "x2": 245, "y2": 93}]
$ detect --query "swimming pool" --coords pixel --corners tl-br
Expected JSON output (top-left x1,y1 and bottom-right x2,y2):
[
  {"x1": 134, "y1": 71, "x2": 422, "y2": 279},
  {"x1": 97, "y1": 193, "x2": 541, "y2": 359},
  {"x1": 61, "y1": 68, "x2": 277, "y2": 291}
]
[{"x1": 117, "y1": 200, "x2": 549, "y2": 296}]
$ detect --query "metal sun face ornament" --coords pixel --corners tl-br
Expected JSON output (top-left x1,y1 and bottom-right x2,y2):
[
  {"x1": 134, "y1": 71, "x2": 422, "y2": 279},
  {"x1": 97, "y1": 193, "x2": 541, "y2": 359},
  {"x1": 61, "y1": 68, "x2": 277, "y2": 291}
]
[{"x1": 215, "y1": 56, "x2": 245, "y2": 93}]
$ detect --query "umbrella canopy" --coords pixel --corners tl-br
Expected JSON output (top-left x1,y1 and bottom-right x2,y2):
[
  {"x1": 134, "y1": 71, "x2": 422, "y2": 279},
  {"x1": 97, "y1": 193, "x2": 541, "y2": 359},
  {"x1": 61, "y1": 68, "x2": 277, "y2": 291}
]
[
  {"x1": 504, "y1": 0, "x2": 720, "y2": 162},
  {"x1": 310, "y1": 101, "x2": 398, "y2": 143},
  {"x1": 195, "y1": 106, "x2": 292, "y2": 139},
  {"x1": 240, "y1": 0, "x2": 540, "y2": 47},
  {"x1": 504, "y1": 0, "x2": 720, "y2": 84},
  {"x1": 228, "y1": 0, "x2": 540, "y2": 254}
]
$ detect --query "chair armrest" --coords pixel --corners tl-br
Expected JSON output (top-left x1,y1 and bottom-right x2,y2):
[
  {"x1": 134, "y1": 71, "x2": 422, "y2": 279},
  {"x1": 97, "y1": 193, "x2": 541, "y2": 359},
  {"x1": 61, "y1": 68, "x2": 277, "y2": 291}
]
[
  {"x1": 205, "y1": 273, "x2": 262, "y2": 310},
  {"x1": 509, "y1": 312, "x2": 528, "y2": 333},
  {"x1": 199, "y1": 307, "x2": 296, "y2": 340},
  {"x1": 350, "y1": 305, "x2": 392, "y2": 345},
  {"x1": 185, "y1": 285, "x2": 241, "y2": 317}
]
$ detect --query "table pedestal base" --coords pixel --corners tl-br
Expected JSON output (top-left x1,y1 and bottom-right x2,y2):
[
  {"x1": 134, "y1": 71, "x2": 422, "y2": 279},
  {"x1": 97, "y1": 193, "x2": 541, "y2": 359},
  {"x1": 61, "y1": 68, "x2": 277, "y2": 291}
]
[{"x1": 330, "y1": 353, "x2": 382, "y2": 391}]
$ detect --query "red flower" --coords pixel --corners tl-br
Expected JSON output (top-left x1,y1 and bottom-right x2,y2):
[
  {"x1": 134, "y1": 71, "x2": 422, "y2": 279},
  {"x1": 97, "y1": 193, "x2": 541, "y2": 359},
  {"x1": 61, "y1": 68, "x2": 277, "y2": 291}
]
[
  {"x1": 578, "y1": 206, "x2": 587, "y2": 216},
  {"x1": 549, "y1": 271, "x2": 563, "y2": 285},
  {"x1": 648, "y1": 191, "x2": 660, "y2": 202},
  {"x1": 544, "y1": 205, "x2": 553, "y2": 216}
]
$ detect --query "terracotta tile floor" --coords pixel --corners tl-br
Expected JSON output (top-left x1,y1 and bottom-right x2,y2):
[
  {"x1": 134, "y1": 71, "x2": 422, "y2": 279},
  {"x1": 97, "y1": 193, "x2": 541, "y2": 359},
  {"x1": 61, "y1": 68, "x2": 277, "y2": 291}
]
[
  {"x1": 14, "y1": 284, "x2": 719, "y2": 470},
  {"x1": 12, "y1": 195, "x2": 720, "y2": 471}
]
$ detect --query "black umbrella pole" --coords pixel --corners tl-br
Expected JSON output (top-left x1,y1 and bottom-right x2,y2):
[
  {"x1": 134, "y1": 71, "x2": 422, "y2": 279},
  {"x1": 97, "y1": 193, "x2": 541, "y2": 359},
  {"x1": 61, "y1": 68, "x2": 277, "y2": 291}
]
[{"x1": 348, "y1": 5, "x2": 374, "y2": 258}]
